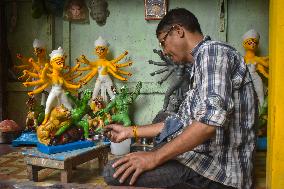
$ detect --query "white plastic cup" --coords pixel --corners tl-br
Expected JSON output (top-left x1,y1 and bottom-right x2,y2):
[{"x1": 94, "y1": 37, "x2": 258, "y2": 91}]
[{"x1": 110, "y1": 138, "x2": 131, "y2": 155}]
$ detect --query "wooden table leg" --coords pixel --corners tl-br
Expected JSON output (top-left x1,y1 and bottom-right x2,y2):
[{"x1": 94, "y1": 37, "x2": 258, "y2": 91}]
[
  {"x1": 98, "y1": 148, "x2": 109, "y2": 172},
  {"x1": 24, "y1": 146, "x2": 110, "y2": 183},
  {"x1": 27, "y1": 165, "x2": 41, "y2": 182},
  {"x1": 61, "y1": 166, "x2": 72, "y2": 183}
]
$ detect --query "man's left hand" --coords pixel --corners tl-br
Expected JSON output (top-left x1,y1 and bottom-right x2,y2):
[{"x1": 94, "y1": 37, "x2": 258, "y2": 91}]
[{"x1": 112, "y1": 151, "x2": 159, "y2": 185}]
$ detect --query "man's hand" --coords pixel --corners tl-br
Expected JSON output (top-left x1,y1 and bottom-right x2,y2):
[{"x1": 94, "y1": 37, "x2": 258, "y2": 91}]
[
  {"x1": 103, "y1": 124, "x2": 132, "y2": 143},
  {"x1": 112, "y1": 151, "x2": 158, "y2": 185}
]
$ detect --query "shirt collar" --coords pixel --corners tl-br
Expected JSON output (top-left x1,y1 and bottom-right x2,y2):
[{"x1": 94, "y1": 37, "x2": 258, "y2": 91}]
[{"x1": 190, "y1": 35, "x2": 211, "y2": 57}]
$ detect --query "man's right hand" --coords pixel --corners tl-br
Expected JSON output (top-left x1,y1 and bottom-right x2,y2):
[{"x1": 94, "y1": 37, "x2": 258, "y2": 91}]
[{"x1": 103, "y1": 124, "x2": 132, "y2": 143}]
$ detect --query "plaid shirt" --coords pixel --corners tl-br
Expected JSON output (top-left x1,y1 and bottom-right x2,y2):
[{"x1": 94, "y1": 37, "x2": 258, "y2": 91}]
[{"x1": 162, "y1": 36, "x2": 257, "y2": 189}]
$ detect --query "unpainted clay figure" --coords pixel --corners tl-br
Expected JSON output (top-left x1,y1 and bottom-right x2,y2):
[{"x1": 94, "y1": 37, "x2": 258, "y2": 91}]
[
  {"x1": 149, "y1": 49, "x2": 191, "y2": 112},
  {"x1": 89, "y1": 0, "x2": 110, "y2": 26}
]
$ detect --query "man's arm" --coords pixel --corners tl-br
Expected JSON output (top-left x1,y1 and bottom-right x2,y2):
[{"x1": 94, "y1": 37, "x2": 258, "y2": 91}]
[
  {"x1": 112, "y1": 120, "x2": 216, "y2": 185},
  {"x1": 104, "y1": 122, "x2": 164, "y2": 143},
  {"x1": 154, "y1": 121, "x2": 215, "y2": 165}
]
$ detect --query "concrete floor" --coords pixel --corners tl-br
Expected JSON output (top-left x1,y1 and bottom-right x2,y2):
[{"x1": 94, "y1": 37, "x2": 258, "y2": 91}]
[
  {"x1": 0, "y1": 144, "x2": 266, "y2": 189},
  {"x1": 0, "y1": 144, "x2": 161, "y2": 189}
]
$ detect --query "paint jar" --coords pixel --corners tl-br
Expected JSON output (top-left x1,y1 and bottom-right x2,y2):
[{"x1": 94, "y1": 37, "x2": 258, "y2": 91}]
[{"x1": 110, "y1": 138, "x2": 131, "y2": 155}]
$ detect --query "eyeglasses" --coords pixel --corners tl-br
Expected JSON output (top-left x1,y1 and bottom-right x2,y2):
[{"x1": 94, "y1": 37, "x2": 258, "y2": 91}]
[{"x1": 159, "y1": 25, "x2": 178, "y2": 48}]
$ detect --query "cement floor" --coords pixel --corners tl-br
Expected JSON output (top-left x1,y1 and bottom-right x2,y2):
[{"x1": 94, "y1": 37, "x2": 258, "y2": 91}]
[{"x1": 0, "y1": 144, "x2": 266, "y2": 189}]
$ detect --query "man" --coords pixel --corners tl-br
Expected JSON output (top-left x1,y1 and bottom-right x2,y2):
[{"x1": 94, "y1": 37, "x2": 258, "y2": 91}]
[{"x1": 103, "y1": 8, "x2": 257, "y2": 189}]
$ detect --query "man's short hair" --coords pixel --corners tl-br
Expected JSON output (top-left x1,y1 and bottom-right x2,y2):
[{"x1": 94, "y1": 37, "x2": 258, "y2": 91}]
[{"x1": 156, "y1": 8, "x2": 202, "y2": 37}]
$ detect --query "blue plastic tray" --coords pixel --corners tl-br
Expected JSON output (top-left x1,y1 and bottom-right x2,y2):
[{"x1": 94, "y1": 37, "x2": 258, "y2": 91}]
[
  {"x1": 12, "y1": 132, "x2": 38, "y2": 147},
  {"x1": 37, "y1": 140, "x2": 97, "y2": 154},
  {"x1": 23, "y1": 142, "x2": 110, "y2": 161}
]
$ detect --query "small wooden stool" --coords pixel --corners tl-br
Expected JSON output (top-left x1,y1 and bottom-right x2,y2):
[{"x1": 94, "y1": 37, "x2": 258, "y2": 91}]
[{"x1": 23, "y1": 144, "x2": 109, "y2": 183}]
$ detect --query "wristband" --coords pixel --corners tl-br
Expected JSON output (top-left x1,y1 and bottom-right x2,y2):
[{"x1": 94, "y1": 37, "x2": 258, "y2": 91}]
[{"x1": 132, "y1": 125, "x2": 138, "y2": 142}]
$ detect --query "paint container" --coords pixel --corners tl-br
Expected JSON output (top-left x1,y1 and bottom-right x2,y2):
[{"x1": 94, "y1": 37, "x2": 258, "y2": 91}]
[{"x1": 110, "y1": 138, "x2": 131, "y2": 155}]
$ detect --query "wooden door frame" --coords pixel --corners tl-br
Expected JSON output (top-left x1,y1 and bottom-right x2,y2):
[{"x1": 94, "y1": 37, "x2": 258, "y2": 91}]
[{"x1": 267, "y1": 0, "x2": 284, "y2": 188}]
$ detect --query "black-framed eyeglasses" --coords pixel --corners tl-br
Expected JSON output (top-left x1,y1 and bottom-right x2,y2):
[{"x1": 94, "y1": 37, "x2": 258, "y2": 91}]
[{"x1": 159, "y1": 25, "x2": 179, "y2": 48}]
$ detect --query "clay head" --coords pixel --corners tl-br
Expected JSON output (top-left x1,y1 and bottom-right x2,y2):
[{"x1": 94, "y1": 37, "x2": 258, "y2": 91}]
[
  {"x1": 242, "y1": 29, "x2": 260, "y2": 51},
  {"x1": 89, "y1": 0, "x2": 110, "y2": 26}
]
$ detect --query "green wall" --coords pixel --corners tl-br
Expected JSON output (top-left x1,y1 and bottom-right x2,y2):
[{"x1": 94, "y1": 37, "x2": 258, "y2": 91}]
[
  {"x1": 5, "y1": 0, "x2": 269, "y2": 126},
  {"x1": 5, "y1": 1, "x2": 53, "y2": 126}
]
